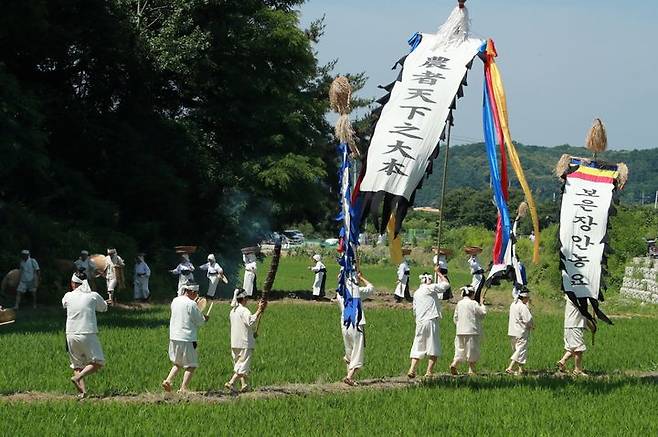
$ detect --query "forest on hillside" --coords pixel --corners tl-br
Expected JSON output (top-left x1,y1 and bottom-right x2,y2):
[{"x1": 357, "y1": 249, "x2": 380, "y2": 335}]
[{"x1": 414, "y1": 143, "x2": 658, "y2": 207}]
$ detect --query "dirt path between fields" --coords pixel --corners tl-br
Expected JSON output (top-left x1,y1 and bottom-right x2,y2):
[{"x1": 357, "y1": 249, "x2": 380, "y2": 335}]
[{"x1": 2, "y1": 371, "x2": 656, "y2": 404}]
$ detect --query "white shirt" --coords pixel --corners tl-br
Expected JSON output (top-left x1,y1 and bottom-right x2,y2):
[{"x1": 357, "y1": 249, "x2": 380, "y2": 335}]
[
  {"x1": 337, "y1": 282, "x2": 374, "y2": 326},
  {"x1": 169, "y1": 295, "x2": 206, "y2": 342},
  {"x1": 62, "y1": 283, "x2": 108, "y2": 334},
  {"x1": 468, "y1": 256, "x2": 483, "y2": 274},
  {"x1": 508, "y1": 300, "x2": 534, "y2": 338},
  {"x1": 244, "y1": 261, "x2": 257, "y2": 273},
  {"x1": 564, "y1": 296, "x2": 586, "y2": 328},
  {"x1": 413, "y1": 280, "x2": 450, "y2": 323},
  {"x1": 433, "y1": 255, "x2": 448, "y2": 271},
  {"x1": 134, "y1": 261, "x2": 151, "y2": 278},
  {"x1": 19, "y1": 257, "x2": 40, "y2": 282},
  {"x1": 230, "y1": 305, "x2": 259, "y2": 349},
  {"x1": 453, "y1": 296, "x2": 487, "y2": 335},
  {"x1": 397, "y1": 261, "x2": 410, "y2": 282},
  {"x1": 311, "y1": 261, "x2": 326, "y2": 273},
  {"x1": 200, "y1": 261, "x2": 224, "y2": 278}
]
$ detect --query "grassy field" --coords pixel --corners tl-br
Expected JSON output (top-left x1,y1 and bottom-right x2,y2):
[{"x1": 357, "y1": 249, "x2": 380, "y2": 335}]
[{"x1": 1, "y1": 258, "x2": 657, "y2": 435}]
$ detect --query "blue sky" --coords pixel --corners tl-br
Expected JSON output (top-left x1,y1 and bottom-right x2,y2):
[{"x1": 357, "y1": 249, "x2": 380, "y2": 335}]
[{"x1": 299, "y1": 0, "x2": 658, "y2": 150}]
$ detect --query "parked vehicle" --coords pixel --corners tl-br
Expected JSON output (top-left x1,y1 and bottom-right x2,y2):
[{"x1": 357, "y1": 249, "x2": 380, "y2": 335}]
[{"x1": 283, "y1": 229, "x2": 305, "y2": 245}]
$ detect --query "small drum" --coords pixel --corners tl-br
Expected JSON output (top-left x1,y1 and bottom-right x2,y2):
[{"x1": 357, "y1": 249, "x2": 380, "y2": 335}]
[
  {"x1": 0, "y1": 308, "x2": 17, "y2": 325},
  {"x1": 195, "y1": 297, "x2": 208, "y2": 312}
]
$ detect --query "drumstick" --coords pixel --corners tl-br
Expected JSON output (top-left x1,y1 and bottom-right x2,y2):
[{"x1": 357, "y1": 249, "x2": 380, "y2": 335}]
[
  {"x1": 206, "y1": 302, "x2": 215, "y2": 316},
  {"x1": 0, "y1": 320, "x2": 15, "y2": 326}
]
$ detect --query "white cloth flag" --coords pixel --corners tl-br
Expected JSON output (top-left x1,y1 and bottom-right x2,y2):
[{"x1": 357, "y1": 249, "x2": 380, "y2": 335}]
[
  {"x1": 360, "y1": 34, "x2": 482, "y2": 200},
  {"x1": 559, "y1": 172, "x2": 614, "y2": 299}
]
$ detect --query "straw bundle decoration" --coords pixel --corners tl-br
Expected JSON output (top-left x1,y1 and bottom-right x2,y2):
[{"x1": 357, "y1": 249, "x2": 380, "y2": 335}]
[
  {"x1": 516, "y1": 201, "x2": 529, "y2": 219},
  {"x1": 617, "y1": 163, "x2": 629, "y2": 189},
  {"x1": 585, "y1": 118, "x2": 607, "y2": 154},
  {"x1": 329, "y1": 75, "x2": 359, "y2": 156},
  {"x1": 554, "y1": 153, "x2": 572, "y2": 178}
]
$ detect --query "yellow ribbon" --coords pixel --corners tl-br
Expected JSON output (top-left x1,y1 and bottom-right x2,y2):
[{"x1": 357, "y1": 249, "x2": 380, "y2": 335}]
[{"x1": 387, "y1": 215, "x2": 403, "y2": 264}]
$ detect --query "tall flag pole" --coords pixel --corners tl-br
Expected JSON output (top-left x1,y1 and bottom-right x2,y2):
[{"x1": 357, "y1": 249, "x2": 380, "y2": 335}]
[{"x1": 555, "y1": 119, "x2": 628, "y2": 329}]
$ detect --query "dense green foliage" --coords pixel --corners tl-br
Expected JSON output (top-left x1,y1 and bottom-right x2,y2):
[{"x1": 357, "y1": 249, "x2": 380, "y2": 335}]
[
  {"x1": 414, "y1": 143, "x2": 658, "y2": 206},
  {"x1": 0, "y1": 0, "x2": 368, "y2": 280}
]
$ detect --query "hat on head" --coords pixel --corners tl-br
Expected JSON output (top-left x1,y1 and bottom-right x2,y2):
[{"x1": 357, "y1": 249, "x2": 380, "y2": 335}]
[
  {"x1": 81, "y1": 250, "x2": 89, "y2": 256},
  {"x1": 21, "y1": 249, "x2": 30, "y2": 255},
  {"x1": 312, "y1": 254, "x2": 322, "y2": 262}
]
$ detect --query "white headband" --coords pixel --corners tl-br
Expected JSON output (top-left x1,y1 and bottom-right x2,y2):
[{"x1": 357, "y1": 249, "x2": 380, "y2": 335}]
[
  {"x1": 313, "y1": 254, "x2": 322, "y2": 262},
  {"x1": 184, "y1": 284, "x2": 199, "y2": 292},
  {"x1": 71, "y1": 274, "x2": 84, "y2": 284}
]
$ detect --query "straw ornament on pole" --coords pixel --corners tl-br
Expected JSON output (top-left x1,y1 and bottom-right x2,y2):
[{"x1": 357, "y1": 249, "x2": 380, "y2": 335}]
[
  {"x1": 585, "y1": 118, "x2": 607, "y2": 156},
  {"x1": 329, "y1": 76, "x2": 359, "y2": 157}
]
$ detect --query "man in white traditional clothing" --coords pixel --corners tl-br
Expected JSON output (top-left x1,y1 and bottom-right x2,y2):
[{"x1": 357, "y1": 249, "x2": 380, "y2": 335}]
[
  {"x1": 199, "y1": 254, "x2": 226, "y2": 299},
  {"x1": 15, "y1": 250, "x2": 40, "y2": 310},
  {"x1": 170, "y1": 254, "x2": 195, "y2": 296},
  {"x1": 450, "y1": 285, "x2": 487, "y2": 375},
  {"x1": 62, "y1": 271, "x2": 110, "y2": 397},
  {"x1": 393, "y1": 257, "x2": 411, "y2": 303},
  {"x1": 133, "y1": 253, "x2": 151, "y2": 301},
  {"x1": 225, "y1": 288, "x2": 267, "y2": 393},
  {"x1": 506, "y1": 287, "x2": 534, "y2": 375},
  {"x1": 74, "y1": 250, "x2": 97, "y2": 290},
  {"x1": 242, "y1": 251, "x2": 258, "y2": 297},
  {"x1": 162, "y1": 283, "x2": 208, "y2": 393},
  {"x1": 407, "y1": 271, "x2": 450, "y2": 378},
  {"x1": 465, "y1": 247, "x2": 484, "y2": 296},
  {"x1": 336, "y1": 272, "x2": 374, "y2": 386},
  {"x1": 557, "y1": 295, "x2": 589, "y2": 376},
  {"x1": 309, "y1": 254, "x2": 327, "y2": 300},
  {"x1": 103, "y1": 248, "x2": 124, "y2": 303}
]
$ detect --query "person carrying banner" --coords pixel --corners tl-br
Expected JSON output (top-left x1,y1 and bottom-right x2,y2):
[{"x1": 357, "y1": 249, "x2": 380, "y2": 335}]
[
  {"x1": 162, "y1": 283, "x2": 208, "y2": 393},
  {"x1": 225, "y1": 288, "x2": 266, "y2": 393},
  {"x1": 62, "y1": 271, "x2": 110, "y2": 397},
  {"x1": 336, "y1": 273, "x2": 374, "y2": 386},
  {"x1": 557, "y1": 295, "x2": 589, "y2": 376},
  {"x1": 199, "y1": 254, "x2": 226, "y2": 299},
  {"x1": 309, "y1": 254, "x2": 327, "y2": 300},
  {"x1": 506, "y1": 287, "x2": 534, "y2": 375},
  {"x1": 407, "y1": 271, "x2": 450, "y2": 378},
  {"x1": 393, "y1": 257, "x2": 411, "y2": 303},
  {"x1": 133, "y1": 253, "x2": 151, "y2": 301},
  {"x1": 450, "y1": 285, "x2": 487, "y2": 375}
]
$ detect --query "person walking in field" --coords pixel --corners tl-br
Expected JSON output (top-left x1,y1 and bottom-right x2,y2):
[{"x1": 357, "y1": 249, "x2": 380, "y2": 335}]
[
  {"x1": 450, "y1": 285, "x2": 487, "y2": 375},
  {"x1": 199, "y1": 254, "x2": 226, "y2": 299},
  {"x1": 241, "y1": 250, "x2": 258, "y2": 297},
  {"x1": 393, "y1": 257, "x2": 411, "y2": 303},
  {"x1": 103, "y1": 248, "x2": 124, "y2": 303},
  {"x1": 336, "y1": 273, "x2": 374, "y2": 386},
  {"x1": 225, "y1": 288, "x2": 266, "y2": 393},
  {"x1": 309, "y1": 254, "x2": 327, "y2": 300},
  {"x1": 506, "y1": 287, "x2": 534, "y2": 375},
  {"x1": 14, "y1": 250, "x2": 40, "y2": 310},
  {"x1": 556, "y1": 295, "x2": 589, "y2": 376},
  {"x1": 63, "y1": 271, "x2": 110, "y2": 398},
  {"x1": 407, "y1": 271, "x2": 451, "y2": 378},
  {"x1": 133, "y1": 253, "x2": 151, "y2": 301},
  {"x1": 162, "y1": 283, "x2": 208, "y2": 393}
]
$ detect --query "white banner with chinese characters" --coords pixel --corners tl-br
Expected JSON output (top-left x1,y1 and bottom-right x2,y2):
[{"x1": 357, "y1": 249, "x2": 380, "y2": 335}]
[
  {"x1": 360, "y1": 34, "x2": 483, "y2": 200},
  {"x1": 559, "y1": 165, "x2": 617, "y2": 299}
]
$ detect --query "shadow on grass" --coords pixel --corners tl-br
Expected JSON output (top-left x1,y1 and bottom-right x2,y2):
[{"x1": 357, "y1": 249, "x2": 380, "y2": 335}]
[
  {"x1": 1, "y1": 306, "x2": 169, "y2": 335},
  {"x1": 415, "y1": 372, "x2": 658, "y2": 395}
]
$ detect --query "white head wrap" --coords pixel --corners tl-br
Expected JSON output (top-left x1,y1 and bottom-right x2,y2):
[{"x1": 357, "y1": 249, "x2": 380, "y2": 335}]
[
  {"x1": 418, "y1": 273, "x2": 433, "y2": 284},
  {"x1": 312, "y1": 254, "x2": 322, "y2": 262},
  {"x1": 460, "y1": 285, "x2": 475, "y2": 297},
  {"x1": 107, "y1": 248, "x2": 117, "y2": 255},
  {"x1": 81, "y1": 250, "x2": 89, "y2": 256},
  {"x1": 181, "y1": 254, "x2": 190, "y2": 262},
  {"x1": 71, "y1": 273, "x2": 84, "y2": 284},
  {"x1": 207, "y1": 254, "x2": 215, "y2": 261},
  {"x1": 21, "y1": 249, "x2": 30, "y2": 255},
  {"x1": 231, "y1": 288, "x2": 247, "y2": 307},
  {"x1": 184, "y1": 283, "x2": 199, "y2": 292}
]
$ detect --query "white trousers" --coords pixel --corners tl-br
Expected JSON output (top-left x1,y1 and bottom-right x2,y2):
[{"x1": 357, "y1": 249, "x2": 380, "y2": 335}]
[
  {"x1": 168, "y1": 340, "x2": 198, "y2": 368},
  {"x1": 207, "y1": 275, "x2": 220, "y2": 297},
  {"x1": 342, "y1": 325, "x2": 365, "y2": 370},
  {"x1": 453, "y1": 334, "x2": 481, "y2": 363},
  {"x1": 67, "y1": 334, "x2": 105, "y2": 369},
  {"x1": 564, "y1": 328, "x2": 586, "y2": 352},
  {"x1": 509, "y1": 336, "x2": 529, "y2": 364},
  {"x1": 410, "y1": 319, "x2": 441, "y2": 359},
  {"x1": 231, "y1": 348, "x2": 253, "y2": 375},
  {"x1": 133, "y1": 276, "x2": 149, "y2": 299}
]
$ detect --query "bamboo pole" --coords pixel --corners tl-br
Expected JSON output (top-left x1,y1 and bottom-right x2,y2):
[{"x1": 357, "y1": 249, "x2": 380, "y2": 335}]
[{"x1": 434, "y1": 122, "x2": 452, "y2": 277}]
